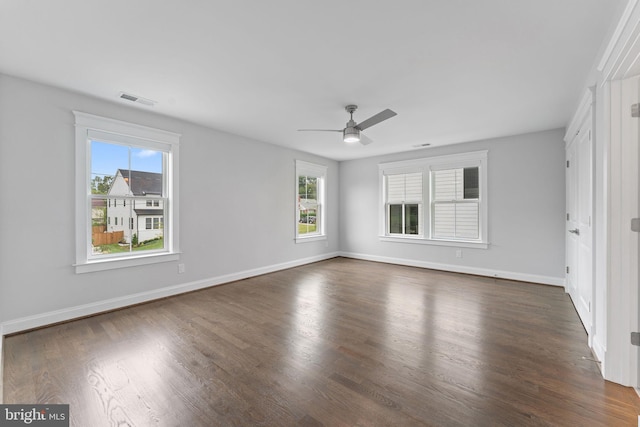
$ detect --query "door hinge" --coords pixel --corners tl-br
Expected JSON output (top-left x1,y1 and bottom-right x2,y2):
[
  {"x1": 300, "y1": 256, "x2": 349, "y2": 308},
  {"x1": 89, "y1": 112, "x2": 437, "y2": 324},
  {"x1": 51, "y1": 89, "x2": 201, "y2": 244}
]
[
  {"x1": 566, "y1": 266, "x2": 570, "y2": 274},
  {"x1": 566, "y1": 160, "x2": 570, "y2": 168},
  {"x1": 631, "y1": 218, "x2": 640, "y2": 232},
  {"x1": 567, "y1": 213, "x2": 570, "y2": 221},
  {"x1": 632, "y1": 103, "x2": 640, "y2": 118},
  {"x1": 632, "y1": 332, "x2": 640, "y2": 346}
]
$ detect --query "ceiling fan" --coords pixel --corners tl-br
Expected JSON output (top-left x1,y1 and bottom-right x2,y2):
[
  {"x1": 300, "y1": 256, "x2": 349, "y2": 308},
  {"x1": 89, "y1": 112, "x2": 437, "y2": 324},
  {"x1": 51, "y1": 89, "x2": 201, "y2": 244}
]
[{"x1": 298, "y1": 105, "x2": 397, "y2": 145}]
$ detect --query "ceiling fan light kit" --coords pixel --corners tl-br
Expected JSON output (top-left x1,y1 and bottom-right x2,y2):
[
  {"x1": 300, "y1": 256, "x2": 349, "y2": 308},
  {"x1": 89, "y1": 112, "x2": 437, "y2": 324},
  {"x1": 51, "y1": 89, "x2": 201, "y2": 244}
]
[
  {"x1": 343, "y1": 127, "x2": 360, "y2": 143},
  {"x1": 298, "y1": 104, "x2": 397, "y2": 146}
]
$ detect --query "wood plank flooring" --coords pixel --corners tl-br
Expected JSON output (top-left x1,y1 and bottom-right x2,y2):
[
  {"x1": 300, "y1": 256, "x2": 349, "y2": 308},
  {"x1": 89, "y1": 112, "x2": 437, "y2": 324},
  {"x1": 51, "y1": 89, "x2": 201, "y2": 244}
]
[{"x1": 3, "y1": 257, "x2": 640, "y2": 426}]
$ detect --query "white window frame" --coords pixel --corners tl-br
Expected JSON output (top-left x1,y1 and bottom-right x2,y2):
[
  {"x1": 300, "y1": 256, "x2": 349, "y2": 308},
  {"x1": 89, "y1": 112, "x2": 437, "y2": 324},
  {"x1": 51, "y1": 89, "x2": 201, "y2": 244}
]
[
  {"x1": 295, "y1": 160, "x2": 327, "y2": 243},
  {"x1": 74, "y1": 111, "x2": 181, "y2": 273},
  {"x1": 384, "y1": 170, "x2": 424, "y2": 237},
  {"x1": 379, "y1": 151, "x2": 488, "y2": 249}
]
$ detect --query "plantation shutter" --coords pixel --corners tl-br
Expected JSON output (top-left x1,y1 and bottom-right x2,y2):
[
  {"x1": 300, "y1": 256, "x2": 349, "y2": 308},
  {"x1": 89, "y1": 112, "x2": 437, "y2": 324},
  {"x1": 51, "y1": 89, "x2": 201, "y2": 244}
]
[
  {"x1": 432, "y1": 167, "x2": 479, "y2": 240},
  {"x1": 387, "y1": 172, "x2": 422, "y2": 203}
]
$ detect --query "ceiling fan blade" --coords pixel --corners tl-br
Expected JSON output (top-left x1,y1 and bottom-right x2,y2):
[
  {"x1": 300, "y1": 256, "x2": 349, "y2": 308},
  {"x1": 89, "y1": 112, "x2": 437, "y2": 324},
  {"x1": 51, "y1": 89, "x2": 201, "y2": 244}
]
[
  {"x1": 359, "y1": 133, "x2": 374, "y2": 145},
  {"x1": 355, "y1": 109, "x2": 397, "y2": 131},
  {"x1": 297, "y1": 129, "x2": 342, "y2": 132}
]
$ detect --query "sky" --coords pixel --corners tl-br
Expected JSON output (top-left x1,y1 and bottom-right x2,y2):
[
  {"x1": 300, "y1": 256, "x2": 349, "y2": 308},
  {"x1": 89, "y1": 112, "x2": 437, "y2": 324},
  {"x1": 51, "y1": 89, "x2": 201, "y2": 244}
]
[{"x1": 91, "y1": 140, "x2": 163, "y2": 179}]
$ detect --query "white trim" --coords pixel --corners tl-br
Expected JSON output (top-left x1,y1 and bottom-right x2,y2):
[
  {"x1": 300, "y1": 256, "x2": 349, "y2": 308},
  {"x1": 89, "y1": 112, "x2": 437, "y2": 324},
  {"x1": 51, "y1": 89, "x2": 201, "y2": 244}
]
[
  {"x1": 597, "y1": 0, "x2": 640, "y2": 77},
  {"x1": 339, "y1": 251, "x2": 565, "y2": 287},
  {"x1": 0, "y1": 253, "x2": 340, "y2": 335},
  {"x1": 592, "y1": 338, "x2": 606, "y2": 371},
  {"x1": 295, "y1": 235, "x2": 328, "y2": 244},
  {"x1": 0, "y1": 324, "x2": 4, "y2": 403},
  {"x1": 564, "y1": 88, "x2": 595, "y2": 143},
  {"x1": 74, "y1": 111, "x2": 180, "y2": 144},
  {"x1": 74, "y1": 111, "x2": 180, "y2": 273},
  {"x1": 379, "y1": 150, "x2": 488, "y2": 171},
  {"x1": 296, "y1": 159, "x2": 327, "y2": 177},
  {"x1": 597, "y1": 0, "x2": 638, "y2": 72},
  {"x1": 379, "y1": 236, "x2": 489, "y2": 249},
  {"x1": 74, "y1": 252, "x2": 181, "y2": 274}
]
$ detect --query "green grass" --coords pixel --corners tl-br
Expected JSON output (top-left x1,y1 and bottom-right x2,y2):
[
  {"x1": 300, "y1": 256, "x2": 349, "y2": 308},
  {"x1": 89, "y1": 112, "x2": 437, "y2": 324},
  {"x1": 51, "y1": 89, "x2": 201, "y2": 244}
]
[
  {"x1": 97, "y1": 238, "x2": 164, "y2": 254},
  {"x1": 298, "y1": 223, "x2": 317, "y2": 234}
]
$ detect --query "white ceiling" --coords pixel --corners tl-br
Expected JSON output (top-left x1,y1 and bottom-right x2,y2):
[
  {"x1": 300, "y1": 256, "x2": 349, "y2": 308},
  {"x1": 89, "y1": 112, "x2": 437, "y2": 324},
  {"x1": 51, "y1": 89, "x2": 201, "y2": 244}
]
[{"x1": 0, "y1": 1, "x2": 625, "y2": 161}]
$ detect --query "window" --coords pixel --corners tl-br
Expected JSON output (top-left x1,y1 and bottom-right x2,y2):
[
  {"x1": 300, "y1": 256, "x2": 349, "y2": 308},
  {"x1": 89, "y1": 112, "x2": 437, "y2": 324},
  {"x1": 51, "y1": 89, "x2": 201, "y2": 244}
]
[
  {"x1": 295, "y1": 160, "x2": 327, "y2": 242},
  {"x1": 432, "y1": 167, "x2": 479, "y2": 240},
  {"x1": 386, "y1": 172, "x2": 423, "y2": 236},
  {"x1": 74, "y1": 111, "x2": 180, "y2": 273},
  {"x1": 379, "y1": 151, "x2": 487, "y2": 248}
]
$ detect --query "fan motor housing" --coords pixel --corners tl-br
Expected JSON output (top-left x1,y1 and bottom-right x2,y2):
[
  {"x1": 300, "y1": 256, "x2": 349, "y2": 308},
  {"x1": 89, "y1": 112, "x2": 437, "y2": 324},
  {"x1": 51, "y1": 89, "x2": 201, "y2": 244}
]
[{"x1": 343, "y1": 126, "x2": 360, "y2": 143}]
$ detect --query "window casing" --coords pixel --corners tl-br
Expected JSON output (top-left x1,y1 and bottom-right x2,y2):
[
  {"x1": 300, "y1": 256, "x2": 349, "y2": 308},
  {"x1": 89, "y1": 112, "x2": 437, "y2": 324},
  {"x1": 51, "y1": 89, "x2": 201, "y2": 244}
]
[
  {"x1": 74, "y1": 111, "x2": 180, "y2": 273},
  {"x1": 379, "y1": 151, "x2": 488, "y2": 248},
  {"x1": 295, "y1": 160, "x2": 327, "y2": 242}
]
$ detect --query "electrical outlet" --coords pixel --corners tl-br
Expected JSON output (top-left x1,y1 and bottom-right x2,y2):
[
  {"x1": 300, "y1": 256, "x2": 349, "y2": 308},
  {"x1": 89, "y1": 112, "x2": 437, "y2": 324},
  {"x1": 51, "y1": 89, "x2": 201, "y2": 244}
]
[
  {"x1": 178, "y1": 263, "x2": 185, "y2": 274},
  {"x1": 456, "y1": 249, "x2": 462, "y2": 258}
]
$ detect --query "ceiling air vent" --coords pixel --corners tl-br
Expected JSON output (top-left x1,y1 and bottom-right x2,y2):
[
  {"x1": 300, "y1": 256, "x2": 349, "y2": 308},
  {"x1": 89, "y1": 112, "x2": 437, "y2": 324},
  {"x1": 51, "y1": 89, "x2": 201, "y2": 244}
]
[{"x1": 119, "y1": 92, "x2": 156, "y2": 107}]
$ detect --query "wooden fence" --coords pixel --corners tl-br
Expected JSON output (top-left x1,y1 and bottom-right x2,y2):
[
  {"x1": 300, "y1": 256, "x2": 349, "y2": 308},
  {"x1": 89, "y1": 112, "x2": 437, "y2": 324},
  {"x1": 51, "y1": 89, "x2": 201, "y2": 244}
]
[{"x1": 92, "y1": 230, "x2": 124, "y2": 246}]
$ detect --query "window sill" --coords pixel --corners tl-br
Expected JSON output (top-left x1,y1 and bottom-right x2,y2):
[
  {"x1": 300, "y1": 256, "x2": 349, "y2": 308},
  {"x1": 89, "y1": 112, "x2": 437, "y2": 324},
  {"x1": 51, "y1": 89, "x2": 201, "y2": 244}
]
[
  {"x1": 295, "y1": 235, "x2": 327, "y2": 244},
  {"x1": 379, "y1": 236, "x2": 488, "y2": 249},
  {"x1": 74, "y1": 252, "x2": 180, "y2": 274}
]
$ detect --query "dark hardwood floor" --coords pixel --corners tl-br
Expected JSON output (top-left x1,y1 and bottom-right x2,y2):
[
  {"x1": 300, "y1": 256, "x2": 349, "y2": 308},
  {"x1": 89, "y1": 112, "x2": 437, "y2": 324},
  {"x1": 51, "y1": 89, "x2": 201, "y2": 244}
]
[{"x1": 3, "y1": 257, "x2": 640, "y2": 426}]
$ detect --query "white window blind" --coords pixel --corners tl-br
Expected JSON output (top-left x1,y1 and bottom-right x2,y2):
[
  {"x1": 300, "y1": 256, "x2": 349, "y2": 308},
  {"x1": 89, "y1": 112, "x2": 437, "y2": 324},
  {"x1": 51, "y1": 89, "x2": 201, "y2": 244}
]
[
  {"x1": 387, "y1": 172, "x2": 422, "y2": 203},
  {"x1": 432, "y1": 167, "x2": 479, "y2": 240}
]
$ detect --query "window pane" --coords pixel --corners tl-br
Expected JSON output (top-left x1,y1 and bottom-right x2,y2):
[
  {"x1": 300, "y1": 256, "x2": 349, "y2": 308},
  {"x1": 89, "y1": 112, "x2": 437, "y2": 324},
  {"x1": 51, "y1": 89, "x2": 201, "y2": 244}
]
[
  {"x1": 131, "y1": 147, "x2": 163, "y2": 182},
  {"x1": 90, "y1": 140, "x2": 165, "y2": 257},
  {"x1": 91, "y1": 141, "x2": 127, "y2": 195},
  {"x1": 298, "y1": 175, "x2": 319, "y2": 236},
  {"x1": 464, "y1": 167, "x2": 479, "y2": 199},
  {"x1": 389, "y1": 204, "x2": 403, "y2": 234},
  {"x1": 405, "y1": 204, "x2": 420, "y2": 235},
  {"x1": 91, "y1": 196, "x2": 134, "y2": 255}
]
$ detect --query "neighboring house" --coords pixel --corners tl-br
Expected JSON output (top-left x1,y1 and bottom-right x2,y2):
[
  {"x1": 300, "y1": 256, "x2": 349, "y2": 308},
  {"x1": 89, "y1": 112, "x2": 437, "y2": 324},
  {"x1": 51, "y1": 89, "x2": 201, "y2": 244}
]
[
  {"x1": 107, "y1": 169, "x2": 164, "y2": 243},
  {"x1": 297, "y1": 197, "x2": 317, "y2": 223}
]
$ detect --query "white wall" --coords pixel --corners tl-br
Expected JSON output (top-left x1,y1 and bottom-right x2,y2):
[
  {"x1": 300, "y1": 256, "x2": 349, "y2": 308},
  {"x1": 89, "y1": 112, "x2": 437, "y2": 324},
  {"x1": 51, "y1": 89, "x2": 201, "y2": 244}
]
[
  {"x1": 339, "y1": 129, "x2": 566, "y2": 285},
  {"x1": 0, "y1": 74, "x2": 339, "y2": 332}
]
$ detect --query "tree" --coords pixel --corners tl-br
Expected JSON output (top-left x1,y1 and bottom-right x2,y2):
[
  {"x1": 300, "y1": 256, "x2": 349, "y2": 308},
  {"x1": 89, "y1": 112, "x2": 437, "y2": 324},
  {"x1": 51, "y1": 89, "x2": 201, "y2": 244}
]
[
  {"x1": 298, "y1": 176, "x2": 317, "y2": 200},
  {"x1": 91, "y1": 175, "x2": 114, "y2": 194}
]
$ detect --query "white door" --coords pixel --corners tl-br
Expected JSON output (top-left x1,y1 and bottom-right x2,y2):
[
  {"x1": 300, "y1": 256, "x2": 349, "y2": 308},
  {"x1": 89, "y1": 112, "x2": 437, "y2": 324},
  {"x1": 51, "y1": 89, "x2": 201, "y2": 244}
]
[
  {"x1": 566, "y1": 111, "x2": 593, "y2": 335},
  {"x1": 566, "y1": 141, "x2": 578, "y2": 297}
]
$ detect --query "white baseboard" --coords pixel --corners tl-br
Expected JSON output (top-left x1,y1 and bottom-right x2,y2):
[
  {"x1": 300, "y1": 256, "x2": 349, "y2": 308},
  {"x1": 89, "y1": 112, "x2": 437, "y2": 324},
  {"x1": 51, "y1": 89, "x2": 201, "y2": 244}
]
[
  {"x1": 0, "y1": 324, "x2": 3, "y2": 403},
  {"x1": 0, "y1": 252, "x2": 339, "y2": 336},
  {"x1": 339, "y1": 251, "x2": 565, "y2": 287},
  {"x1": 592, "y1": 336, "x2": 606, "y2": 365}
]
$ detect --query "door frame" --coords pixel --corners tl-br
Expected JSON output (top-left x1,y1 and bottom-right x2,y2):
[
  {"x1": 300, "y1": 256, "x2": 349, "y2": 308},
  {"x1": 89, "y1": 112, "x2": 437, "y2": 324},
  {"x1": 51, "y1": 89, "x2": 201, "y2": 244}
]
[{"x1": 597, "y1": 0, "x2": 640, "y2": 386}]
